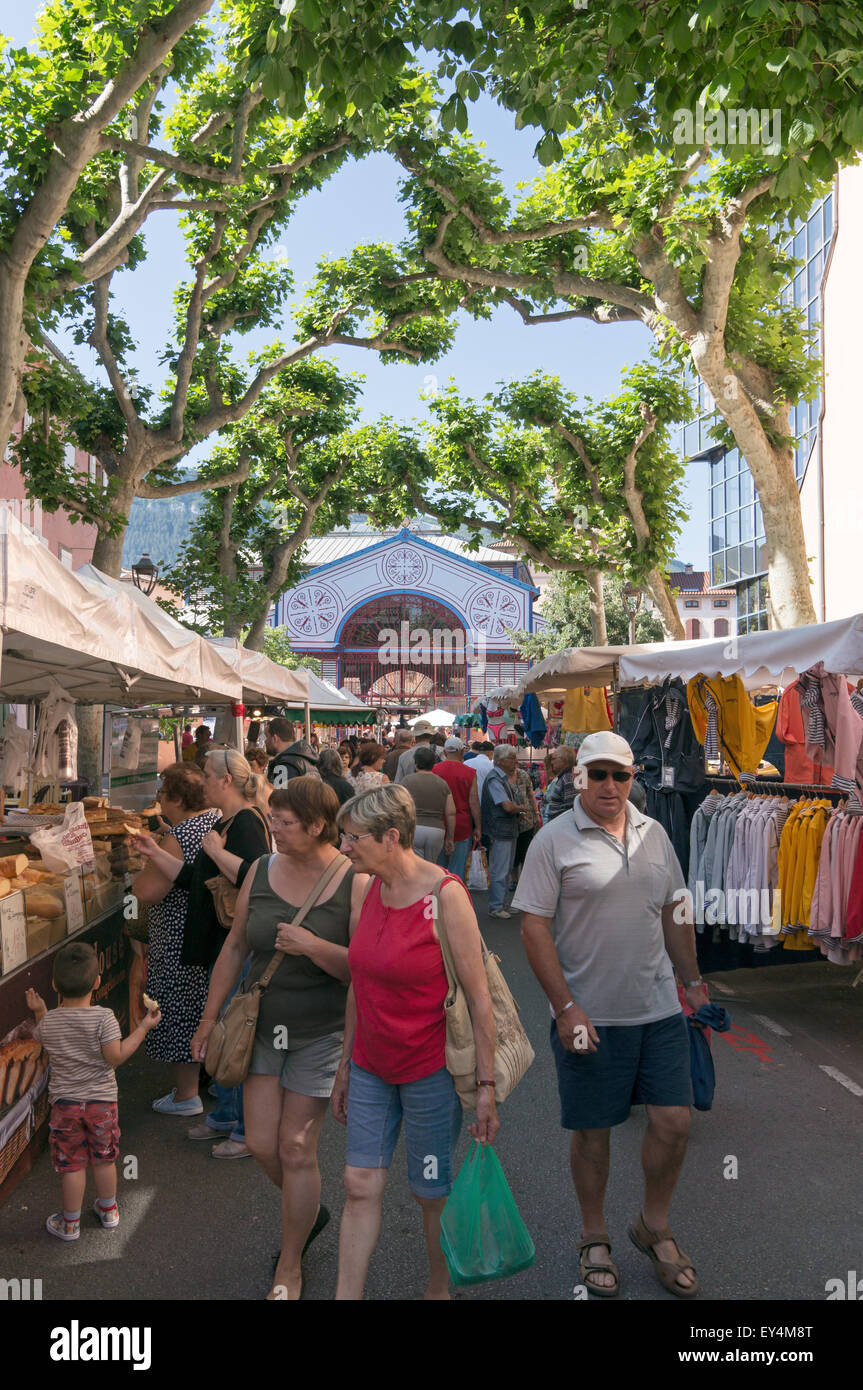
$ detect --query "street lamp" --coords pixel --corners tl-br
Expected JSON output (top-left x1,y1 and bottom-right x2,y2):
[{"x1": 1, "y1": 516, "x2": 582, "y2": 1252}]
[
  {"x1": 622, "y1": 581, "x2": 643, "y2": 646},
  {"x1": 131, "y1": 552, "x2": 158, "y2": 596}
]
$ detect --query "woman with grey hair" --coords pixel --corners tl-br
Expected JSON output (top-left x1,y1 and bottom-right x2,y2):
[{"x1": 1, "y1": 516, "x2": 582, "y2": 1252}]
[{"x1": 331, "y1": 783, "x2": 499, "y2": 1300}]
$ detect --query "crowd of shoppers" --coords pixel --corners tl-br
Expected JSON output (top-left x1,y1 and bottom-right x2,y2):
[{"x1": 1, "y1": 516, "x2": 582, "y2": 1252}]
[{"x1": 70, "y1": 711, "x2": 706, "y2": 1301}]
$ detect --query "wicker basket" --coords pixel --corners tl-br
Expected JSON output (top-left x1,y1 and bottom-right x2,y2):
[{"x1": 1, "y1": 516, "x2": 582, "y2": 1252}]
[{"x1": 0, "y1": 1114, "x2": 29, "y2": 1185}]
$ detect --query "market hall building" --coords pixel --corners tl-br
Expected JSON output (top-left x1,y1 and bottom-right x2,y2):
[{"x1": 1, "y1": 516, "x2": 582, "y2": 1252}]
[{"x1": 273, "y1": 526, "x2": 543, "y2": 713}]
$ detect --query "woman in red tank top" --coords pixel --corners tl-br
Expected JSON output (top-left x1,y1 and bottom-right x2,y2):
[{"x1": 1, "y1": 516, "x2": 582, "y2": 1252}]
[{"x1": 332, "y1": 784, "x2": 499, "y2": 1301}]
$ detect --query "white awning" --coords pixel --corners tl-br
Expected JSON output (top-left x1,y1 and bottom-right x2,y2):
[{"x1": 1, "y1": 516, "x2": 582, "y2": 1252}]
[
  {"x1": 0, "y1": 513, "x2": 240, "y2": 704},
  {"x1": 619, "y1": 614, "x2": 863, "y2": 686},
  {"x1": 206, "y1": 637, "x2": 309, "y2": 704}
]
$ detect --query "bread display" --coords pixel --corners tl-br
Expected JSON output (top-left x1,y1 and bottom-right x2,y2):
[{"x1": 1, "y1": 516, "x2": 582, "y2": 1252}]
[
  {"x1": 0, "y1": 1039, "x2": 43, "y2": 1109},
  {"x1": 0, "y1": 876, "x2": 10, "y2": 898},
  {"x1": 23, "y1": 888, "x2": 65, "y2": 919},
  {"x1": 0, "y1": 853, "x2": 28, "y2": 878}
]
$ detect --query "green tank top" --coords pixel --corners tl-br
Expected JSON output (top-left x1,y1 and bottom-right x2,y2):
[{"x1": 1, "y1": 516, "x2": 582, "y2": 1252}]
[{"x1": 245, "y1": 854, "x2": 353, "y2": 1050}]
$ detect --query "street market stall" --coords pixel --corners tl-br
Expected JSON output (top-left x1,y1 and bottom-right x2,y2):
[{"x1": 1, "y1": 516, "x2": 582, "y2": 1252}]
[
  {"x1": 0, "y1": 512, "x2": 242, "y2": 1202},
  {"x1": 517, "y1": 614, "x2": 863, "y2": 975}
]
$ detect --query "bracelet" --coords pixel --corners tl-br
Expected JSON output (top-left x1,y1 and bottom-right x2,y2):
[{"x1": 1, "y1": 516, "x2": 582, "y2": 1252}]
[
  {"x1": 477, "y1": 1079, "x2": 496, "y2": 1088},
  {"x1": 554, "y1": 1000, "x2": 574, "y2": 1020}
]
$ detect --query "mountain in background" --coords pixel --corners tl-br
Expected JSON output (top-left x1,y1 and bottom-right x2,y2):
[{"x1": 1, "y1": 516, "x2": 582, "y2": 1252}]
[{"x1": 121, "y1": 493, "x2": 204, "y2": 570}]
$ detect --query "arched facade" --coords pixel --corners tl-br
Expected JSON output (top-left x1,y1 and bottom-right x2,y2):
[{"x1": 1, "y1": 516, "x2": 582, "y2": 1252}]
[{"x1": 276, "y1": 528, "x2": 539, "y2": 712}]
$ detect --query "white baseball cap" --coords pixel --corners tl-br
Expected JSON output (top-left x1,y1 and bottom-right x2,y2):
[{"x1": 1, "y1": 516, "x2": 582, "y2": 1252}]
[
  {"x1": 443, "y1": 736, "x2": 465, "y2": 752},
  {"x1": 576, "y1": 732, "x2": 634, "y2": 768}
]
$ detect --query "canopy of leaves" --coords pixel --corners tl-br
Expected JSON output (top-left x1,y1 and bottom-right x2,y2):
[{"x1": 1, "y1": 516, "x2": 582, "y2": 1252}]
[
  {"x1": 392, "y1": 360, "x2": 691, "y2": 584},
  {"x1": 510, "y1": 572, "x2": 665, "y2": 661}
]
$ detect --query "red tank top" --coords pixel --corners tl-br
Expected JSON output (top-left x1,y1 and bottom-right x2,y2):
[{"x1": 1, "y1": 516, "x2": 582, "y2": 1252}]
[{"x1": 348, "y1": 874, "x2": 467, "y2": 1084}]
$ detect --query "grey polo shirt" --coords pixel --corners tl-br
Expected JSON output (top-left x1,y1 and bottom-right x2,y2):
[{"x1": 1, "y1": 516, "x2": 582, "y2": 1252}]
[{"x1": 511, "y1": 796, "x2": 685, "y2": 1026}]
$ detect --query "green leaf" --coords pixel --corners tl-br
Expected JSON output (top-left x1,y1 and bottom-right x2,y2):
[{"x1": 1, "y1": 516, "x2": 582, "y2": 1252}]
[
  {"x1": 765, "y1": 48, "x2": 789, "y2": 73},
  {"x1": 535, "y1": 130, "x2": 563, "y2": 166}
]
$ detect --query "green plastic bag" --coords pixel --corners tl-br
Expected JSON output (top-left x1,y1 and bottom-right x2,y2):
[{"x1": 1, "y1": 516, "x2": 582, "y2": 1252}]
[{"x1": 440, "y1": 1142, "x2": 535, "y2": 1286}]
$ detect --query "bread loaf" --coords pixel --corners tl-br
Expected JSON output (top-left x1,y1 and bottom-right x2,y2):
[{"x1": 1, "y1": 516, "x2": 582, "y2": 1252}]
[
  {"x1": 0, "y1": 853, "x2": 28, "y2": 878},
  {"x1": 23, "y1": 889, "x2": 64, "y2": 919},
  {"x1": 0, "y1": 876, "x2": 10, "y2": 898}
]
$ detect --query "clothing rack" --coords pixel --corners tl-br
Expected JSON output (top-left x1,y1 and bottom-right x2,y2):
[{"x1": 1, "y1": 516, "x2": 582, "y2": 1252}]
[{"x1": 702, "y1": 774, "x2": 853, "y2": 802}]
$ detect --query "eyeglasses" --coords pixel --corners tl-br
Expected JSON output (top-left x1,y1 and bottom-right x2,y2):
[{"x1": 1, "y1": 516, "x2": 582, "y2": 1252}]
[
  {"x1": 586, "y1": 768, "x2": 633, "y2": 783},
  {"x1": 339, "y1": 830, "x2": 374, "y2": 843}
]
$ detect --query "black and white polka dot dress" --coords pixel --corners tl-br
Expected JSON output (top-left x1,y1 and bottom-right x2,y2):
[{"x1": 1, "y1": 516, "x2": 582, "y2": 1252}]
[{"x1": 145, "y1": 810, "x2": 221, "y2": 1064}]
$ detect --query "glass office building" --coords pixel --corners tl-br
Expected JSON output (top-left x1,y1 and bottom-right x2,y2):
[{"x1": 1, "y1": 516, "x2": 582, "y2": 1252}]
[{"x1": 678, "y1": 191, "x2": 835, "y2": 632}]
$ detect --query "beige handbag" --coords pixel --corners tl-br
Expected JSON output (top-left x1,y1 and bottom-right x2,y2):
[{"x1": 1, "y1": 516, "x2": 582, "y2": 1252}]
[
  {"x1": 205, "y1": 805, "x2": 272, "y2": 929},
  {"x1": 204, "y1": 853, "x2": 348, "y2": 1088},
  {"x1": 431, "y1": 880, "x2": 535, "y2": 1110}
]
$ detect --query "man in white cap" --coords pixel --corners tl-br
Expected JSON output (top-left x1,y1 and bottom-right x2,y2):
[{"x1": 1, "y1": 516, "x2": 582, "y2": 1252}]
[
  {"x1": 512, "y1": 731, "x2": 709, "y2": 1300},
  {"x1": 394, "y1": 720, "x2": 435, "y2": 784},
  {"x1": 433, "y1": 736, "x2": 482, "y2": 884}
]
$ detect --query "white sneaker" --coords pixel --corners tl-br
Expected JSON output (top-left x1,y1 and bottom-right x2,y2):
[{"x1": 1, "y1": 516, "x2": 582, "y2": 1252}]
[
  {"x1": 489, "y1": 908, "x2": 512, "y2": 919},
  {"x1": 93, "y1": 1198, "x2": 119, "y2": 1229}
]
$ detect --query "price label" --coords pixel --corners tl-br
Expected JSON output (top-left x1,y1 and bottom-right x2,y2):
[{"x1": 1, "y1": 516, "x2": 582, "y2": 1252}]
[
  {"x1": 0, "y1": 892, "x2": 28, "y2": 975},
  {"x1": 64, "y1": 874, "x2": 84, "y2": 934}
]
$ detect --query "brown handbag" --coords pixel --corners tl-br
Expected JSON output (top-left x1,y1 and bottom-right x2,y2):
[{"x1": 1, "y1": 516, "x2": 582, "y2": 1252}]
[
  {"x1": 204, "y1": 852, "x2": 348, "y2": 1088},
  {"x1": 205, "y1": 805, "x2": 271, "y2": 929},
  {"x1": 430, "y1": 879, "x2": 535, "y2": 1110}
]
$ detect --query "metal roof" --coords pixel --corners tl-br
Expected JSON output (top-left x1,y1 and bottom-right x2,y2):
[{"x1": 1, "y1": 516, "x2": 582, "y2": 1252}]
[{"x1": 301, "y1": 530, "x2": 526, "y2": 570}]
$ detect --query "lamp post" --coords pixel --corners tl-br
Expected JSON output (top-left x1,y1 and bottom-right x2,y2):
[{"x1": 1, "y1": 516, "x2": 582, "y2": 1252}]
[
  {"x1": 131, "y1": 552, "x2": 158, "y2": 596},
  {"x1": 622, "y1": 581, "x2": 643, "y2": 646}
]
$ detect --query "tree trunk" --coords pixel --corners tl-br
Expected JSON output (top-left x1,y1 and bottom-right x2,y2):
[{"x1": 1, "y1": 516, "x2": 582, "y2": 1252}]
[
  {"x1": 0, "y1": 264, "x2": 29, "y2": 463},
  {"x1": 646, "y1": 567, "x2": 686, "y2": 640},
  {"x1": 585, "y1": 570, "x2": 608, "y2": 645},
  {"x1": 243, "y1": 610, "x2": 270, "y2": 651},
  {"x1": 690, "y1": 356, "x2": 817, "y2": 629}
]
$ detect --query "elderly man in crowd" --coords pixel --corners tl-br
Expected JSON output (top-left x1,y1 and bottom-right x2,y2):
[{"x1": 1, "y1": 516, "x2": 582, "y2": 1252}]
[
  {"x1": 433, "y1": 736, "x2": 482, "y2": 884},
  {"x1": 382, "y1": 728, "x2": 412, "y2": 783},
  {"x1": 480, "y1": 745, "x2": 522, "y2": 919},
  {"x1": 393, "y1": 720, "x2": 435, "y2": 783},
  {"x1": 513, "y1": 731, "x2": 708, "y2": 1300}
]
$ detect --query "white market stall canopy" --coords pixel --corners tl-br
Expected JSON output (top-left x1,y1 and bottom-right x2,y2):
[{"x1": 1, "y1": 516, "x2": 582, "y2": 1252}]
[
  {"x1": 410, "y1": 707, "x2": 456, "y2": 728},
  {"x1": 619, "y1": 613, "x2": 863, "y2": 687},
  {"x1": 518, "y1": 614, "x2": 863, "y2": 698},
  {"x1": 207, "y1": 636, "x2": 308, "y2": 705},
  {"x1": 288, "y1": 670, "x2": 377, "y2": 720},
  {"x1": 0, "y1": 513, "x2": 240, "y2": 704}
]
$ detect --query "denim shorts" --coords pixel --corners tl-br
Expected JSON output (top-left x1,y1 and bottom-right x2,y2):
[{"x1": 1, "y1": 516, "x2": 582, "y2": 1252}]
[
  {"x1": 345, "y1": 1062, "x2": 462, "y2": 1198},
  {"x1": 550, "y1": 1011, "x2": 692, "y2": 1130}
]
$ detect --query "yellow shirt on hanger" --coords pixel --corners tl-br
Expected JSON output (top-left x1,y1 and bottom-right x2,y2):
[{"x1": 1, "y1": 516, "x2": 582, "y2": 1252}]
[{"x1": 561, "y1": 686, "x2": 612, "y2": 734}]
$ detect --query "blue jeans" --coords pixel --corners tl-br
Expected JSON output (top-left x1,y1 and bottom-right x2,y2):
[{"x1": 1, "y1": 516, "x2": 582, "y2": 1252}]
[
  {"x1": 205, "y1": 956, "x2": 250, "y2": 1142},
  {"x1": 447, "y1": 837, "x2": 472, "y2": 884},
  {"x1": 488, "y1": 837, "x2": 517, "y2": 911}
]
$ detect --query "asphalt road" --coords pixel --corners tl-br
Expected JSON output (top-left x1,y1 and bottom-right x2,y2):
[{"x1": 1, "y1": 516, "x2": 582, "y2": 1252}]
[{"x1": 2, "y1": 893, "x2": 862, "y2": 1303}]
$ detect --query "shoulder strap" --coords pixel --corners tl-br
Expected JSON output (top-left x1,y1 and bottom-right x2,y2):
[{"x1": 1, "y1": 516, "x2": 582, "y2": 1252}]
[
  {"x1": 429, "y1": 875, "x2": 482, "y2": 991},
  {"x1": 256, "y1": 852, "x2": 350, "y2": 992}
]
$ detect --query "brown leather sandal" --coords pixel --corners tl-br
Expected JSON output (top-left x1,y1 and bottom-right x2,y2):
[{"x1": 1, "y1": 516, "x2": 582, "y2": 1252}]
[
  {"x1": 577, "y1": 1232, "x2": 620, "y2": 1298},
  {"x1": 629, "y1": 1212, "x2": 699, "y2": 1298}
]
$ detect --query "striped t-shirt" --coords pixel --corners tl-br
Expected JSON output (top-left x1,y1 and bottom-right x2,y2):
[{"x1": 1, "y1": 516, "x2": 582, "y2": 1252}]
[{"x1": 33, "y1": 1006, "x2": 122, "y2": 1103}]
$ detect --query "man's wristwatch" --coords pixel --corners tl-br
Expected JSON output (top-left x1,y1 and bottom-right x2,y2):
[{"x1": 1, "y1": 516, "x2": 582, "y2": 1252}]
[
  {"x1": 554, "y1": 1000, "x2": 575, "y2": 1020},
  {"x1": 685, "y1": 977, "x2": 705, "y2": 989}
]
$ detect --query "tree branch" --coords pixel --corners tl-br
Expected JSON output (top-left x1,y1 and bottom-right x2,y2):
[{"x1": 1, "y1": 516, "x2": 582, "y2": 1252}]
[
  {"x1": 87, "y1": 274, "x2": 141, "y2": 435},
  {"x1": 137, "y1": 452, "x2": 251, "y2": 498}
]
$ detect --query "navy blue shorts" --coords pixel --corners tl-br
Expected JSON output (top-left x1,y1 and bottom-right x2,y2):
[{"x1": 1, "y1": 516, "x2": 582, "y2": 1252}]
[{"x1": 550, "y1": 1012, "x2": 692, "y2": 1130}]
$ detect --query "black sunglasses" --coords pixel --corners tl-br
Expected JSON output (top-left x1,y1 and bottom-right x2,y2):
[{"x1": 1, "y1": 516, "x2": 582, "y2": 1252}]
[{"x1": 587, "y1": 768, "x2": 633, "y2": 783}]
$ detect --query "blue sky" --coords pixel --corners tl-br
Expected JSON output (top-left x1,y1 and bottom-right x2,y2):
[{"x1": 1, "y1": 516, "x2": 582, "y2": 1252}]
[{"x1": 7, "y1": 2, "x2": 708, "y2": 567}]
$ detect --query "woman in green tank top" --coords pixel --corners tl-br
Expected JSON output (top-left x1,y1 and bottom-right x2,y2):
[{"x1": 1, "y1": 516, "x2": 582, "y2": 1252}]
[{"x1": 191, "y1": 777, "x2": 369, "y2": 1301}]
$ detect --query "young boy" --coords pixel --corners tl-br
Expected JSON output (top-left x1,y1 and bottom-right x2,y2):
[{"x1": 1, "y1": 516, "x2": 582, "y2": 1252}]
[{"x1": 25, "y1": 941, "x2": 161, "y2": 1241}]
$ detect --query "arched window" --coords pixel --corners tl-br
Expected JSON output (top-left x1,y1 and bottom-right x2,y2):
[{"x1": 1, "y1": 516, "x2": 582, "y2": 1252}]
[
  {"x1": 685, "y1": 618, "x2": 701, "y2": 639},
  {"x1": 714, "y1": 618, "x2": 729, "y2": 637},
  {"x1": 339, "y1": 595, "x2": 468, "y2": 709}
]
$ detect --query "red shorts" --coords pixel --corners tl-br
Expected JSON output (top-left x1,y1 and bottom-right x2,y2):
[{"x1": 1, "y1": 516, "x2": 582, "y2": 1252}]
[{"x1": 48, "y1": 1100, "x2": 120, "y2": 1173}]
